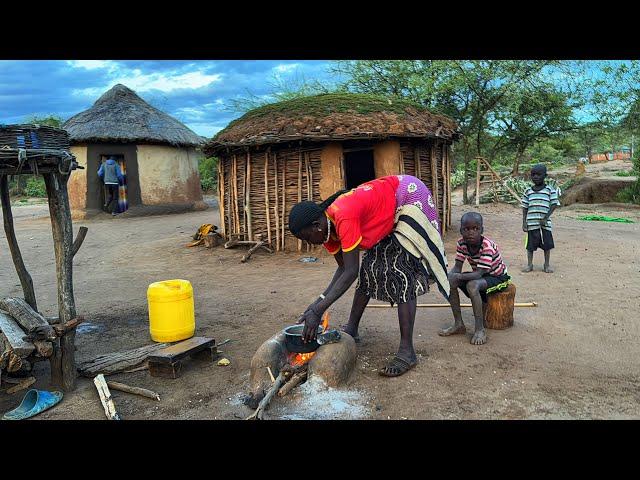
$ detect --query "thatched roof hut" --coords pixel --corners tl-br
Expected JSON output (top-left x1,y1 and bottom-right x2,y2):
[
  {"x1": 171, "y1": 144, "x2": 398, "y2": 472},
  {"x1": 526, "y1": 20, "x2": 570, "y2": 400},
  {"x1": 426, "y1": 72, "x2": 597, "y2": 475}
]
[
  {"x1": 204, "y1": 93, "x2": 460, "y2": 252},
  {"x1": 64, "y1": 84, "x2": 207, "y2": 218}
]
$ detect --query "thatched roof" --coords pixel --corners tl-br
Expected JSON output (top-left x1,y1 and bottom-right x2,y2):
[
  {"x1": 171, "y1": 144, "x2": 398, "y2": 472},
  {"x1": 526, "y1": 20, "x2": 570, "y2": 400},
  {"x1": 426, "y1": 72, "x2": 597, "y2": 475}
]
[
  {"x1": 63, "y1": 84, "x2": 205, "y2": 147},
  {"x1": 204, "y1": 93, "x2": 460, "y2": 155}
]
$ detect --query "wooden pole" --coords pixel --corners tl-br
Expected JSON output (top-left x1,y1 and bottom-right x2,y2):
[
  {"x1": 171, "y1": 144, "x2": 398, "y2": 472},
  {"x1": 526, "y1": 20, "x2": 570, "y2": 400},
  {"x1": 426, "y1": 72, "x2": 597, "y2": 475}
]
[
  {"x1": 475, "y1": 156, "x2": 481, "y2": 206},
  {"x1": 245, "y1": 151, "x2": 252, "y2": 241},
  {"x1": 273, "y1": 153, "x2": 280, "y2": 252},
  {"x1": 441, "y1": 144, "x2": 448, "y2": 236},
  {"x1": 218, "y1": 159, "x2": 226, "y2": 240},
  {"x1": 264, "y1": 152, "x2": 272, "y2": 247},
  {"x1": 0, "y1": 175, "x2": 37, "y2": 311},
  {"x1": 297, "y1": 151, "x2": 303, "y2": 252},
  {"x1": 43, "y1": 172, "x2": 77, "y2": 391},
  {"x1": 479, "y1": 157, "x2": 522, "y2": 203},
  {"x1": 305, "y1": 152, "x2": 312, "y2": 253},
  {"x1": 399, "y1": 150, "x2": 405, "y2": 174},
  {"x1": 431, "y1": 142, "x2": 439, "y2": 213},
  {"x1": 447, "y1": 145, "x2": 452, "y2": 228},
  {"x1": 233, "y1": 154, "x2": 240, "y2": 236},
  {"x1": 414, "y1": 147, "x2": 421, "y2": 179},
  {"x1": 281, "y1": 157, "x2": 285, "y2": 251},
  {"x1": 366, "y1": 302, "x2": 537, "y2": 308}
]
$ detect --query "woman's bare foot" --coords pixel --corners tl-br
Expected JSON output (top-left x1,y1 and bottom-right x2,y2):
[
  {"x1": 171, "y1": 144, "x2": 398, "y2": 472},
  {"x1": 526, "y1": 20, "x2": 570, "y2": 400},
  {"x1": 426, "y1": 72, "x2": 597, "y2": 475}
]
[
  {"x1": 543, "y1": 265, "x2": 554, "y2": 273},
  {"x1": 521, "y1": 265, "x2": 533, "y2": 273},
  {"x1": 470, "y1": 329, "x2": 487, "y2": 345},
  {"x1": 438, "y1": 323, "x2": 466, "y2": 336}
]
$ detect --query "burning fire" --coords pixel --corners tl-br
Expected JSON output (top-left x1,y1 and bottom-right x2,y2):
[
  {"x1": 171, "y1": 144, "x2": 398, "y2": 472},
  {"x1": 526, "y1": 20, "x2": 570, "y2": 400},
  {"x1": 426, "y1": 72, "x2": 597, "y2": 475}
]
[{"x1": 289, "y1": 312, "x2": 330, "y2": 366}]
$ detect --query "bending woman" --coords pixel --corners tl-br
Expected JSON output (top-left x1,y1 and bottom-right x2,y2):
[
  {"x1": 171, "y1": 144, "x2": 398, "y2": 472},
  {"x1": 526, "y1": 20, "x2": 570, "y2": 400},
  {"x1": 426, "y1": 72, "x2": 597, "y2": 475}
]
[{"x1": 288, "y1": 175, "x2": 449, "y2": 377}]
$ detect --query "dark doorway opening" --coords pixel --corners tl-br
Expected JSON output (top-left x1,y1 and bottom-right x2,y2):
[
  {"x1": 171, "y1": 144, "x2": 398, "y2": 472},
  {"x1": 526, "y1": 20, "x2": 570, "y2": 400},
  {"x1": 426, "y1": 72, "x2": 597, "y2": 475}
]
[
  {"x1": 99, "y1": 154, "x2": 129, "y2": 214},
  {"x1": 344, "y1": 149, "x2": 375, "y2": 189}
]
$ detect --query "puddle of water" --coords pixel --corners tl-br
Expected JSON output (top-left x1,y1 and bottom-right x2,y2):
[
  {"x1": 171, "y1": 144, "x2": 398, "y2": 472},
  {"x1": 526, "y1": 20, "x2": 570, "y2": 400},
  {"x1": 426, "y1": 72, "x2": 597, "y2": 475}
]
[{"x1": 76, "y1": 322, "x2": 105, "y2": 335}]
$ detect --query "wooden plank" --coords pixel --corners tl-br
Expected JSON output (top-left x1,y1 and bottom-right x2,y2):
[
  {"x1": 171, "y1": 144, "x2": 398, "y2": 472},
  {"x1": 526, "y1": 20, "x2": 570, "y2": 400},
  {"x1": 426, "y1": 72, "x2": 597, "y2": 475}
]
[
  {"x1": 77, "y1": 342, "x2": 169, "y2": 377},
  {"x1": 245, "y1": 151, "x2": 252, "y2": 241},
  {"x1": 147, "y1": 337, "x2": 216, "y2": 365},
  {"x1": 148, "y1": 361, "x2": 181, "y2": 379},
  {"x1": 94, "y1": 374, "x2": 121, "y2": 420},
  {"x1": 0, "y1": 312, "x2": 35, "y2": 357}
]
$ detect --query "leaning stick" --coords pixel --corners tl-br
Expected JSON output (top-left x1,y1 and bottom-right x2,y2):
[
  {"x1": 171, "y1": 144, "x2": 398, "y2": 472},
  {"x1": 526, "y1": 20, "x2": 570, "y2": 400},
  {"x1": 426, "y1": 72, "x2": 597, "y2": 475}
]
[
  {"x1": 246, "y1": 372, "x2": 286, "y2": 420},
  {"x1": 366, "y1": 302, "x2": 538, "y2": 308},
  {"x1": 266, "y1": 366, "x2": 275, "y2": 383},
  {"x1": 94, "y1": 374, "x2": 121, "y2": 420},
  {"x1": 106, "y1": 381, "x2": 160, "y2": 401}
]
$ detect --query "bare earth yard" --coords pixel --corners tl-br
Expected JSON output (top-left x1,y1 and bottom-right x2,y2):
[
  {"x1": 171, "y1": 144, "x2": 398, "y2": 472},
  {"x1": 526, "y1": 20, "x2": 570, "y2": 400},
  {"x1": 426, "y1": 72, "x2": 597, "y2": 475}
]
[{"x1": 1, "y1": 168, "x2": 640, "y2": 419}]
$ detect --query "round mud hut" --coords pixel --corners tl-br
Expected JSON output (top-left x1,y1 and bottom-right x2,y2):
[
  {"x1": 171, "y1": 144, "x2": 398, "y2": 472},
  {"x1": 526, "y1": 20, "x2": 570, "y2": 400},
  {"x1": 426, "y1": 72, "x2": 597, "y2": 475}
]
[
  {"x1": 203, "y1": 93, "x2": 460, "y2": 252},
  {"x1": 63, "y1": 84, "x2": 208, "y2": 218}
]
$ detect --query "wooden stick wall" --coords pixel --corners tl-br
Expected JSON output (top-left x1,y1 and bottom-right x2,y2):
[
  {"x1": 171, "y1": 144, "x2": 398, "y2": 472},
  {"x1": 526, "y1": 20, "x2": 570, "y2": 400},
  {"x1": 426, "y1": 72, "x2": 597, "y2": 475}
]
[{"x1": 219, "y1": 140, "x2": 452, "y2": 251}]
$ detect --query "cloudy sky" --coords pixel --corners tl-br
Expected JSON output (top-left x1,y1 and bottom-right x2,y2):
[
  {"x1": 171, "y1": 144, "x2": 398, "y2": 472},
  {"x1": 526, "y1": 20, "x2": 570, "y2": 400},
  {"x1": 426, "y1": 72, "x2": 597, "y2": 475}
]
[{"x1": 0, "y1": 60, "x2": 339, "y2": 138}]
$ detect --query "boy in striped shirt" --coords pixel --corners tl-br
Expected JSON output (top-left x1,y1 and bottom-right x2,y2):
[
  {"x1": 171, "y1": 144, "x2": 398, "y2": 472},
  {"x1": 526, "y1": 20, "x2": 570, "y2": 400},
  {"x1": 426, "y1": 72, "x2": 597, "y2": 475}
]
[
  {"x1": 521, "y1": 164, "x2": 560, "y2": 273},
  {"x1": 439, "y1": 212, "x2": 510, "y2": 345}
]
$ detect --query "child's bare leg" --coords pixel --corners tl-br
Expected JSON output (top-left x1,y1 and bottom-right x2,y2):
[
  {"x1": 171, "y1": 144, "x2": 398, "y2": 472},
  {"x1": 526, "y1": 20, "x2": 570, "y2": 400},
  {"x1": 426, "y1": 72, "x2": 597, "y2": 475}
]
[
  {"x1": 466, "y1": 279, "x2": 488, "y2": 345},
  {"x1": 522, "y1": 250, "x2": 534, "y2": 272},
  {"x1": 439, "y1": 274, "x2": 466, "y2": 336},
  {"x1": 543, "y1": 250, "x2": 553, "y2": 273}
]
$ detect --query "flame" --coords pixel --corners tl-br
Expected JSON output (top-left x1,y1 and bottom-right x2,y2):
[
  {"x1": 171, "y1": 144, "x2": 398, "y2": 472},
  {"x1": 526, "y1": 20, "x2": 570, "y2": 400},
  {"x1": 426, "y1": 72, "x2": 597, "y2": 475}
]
[{"x1": 289, "y1": 312, "x2": 330, "y2": 366}]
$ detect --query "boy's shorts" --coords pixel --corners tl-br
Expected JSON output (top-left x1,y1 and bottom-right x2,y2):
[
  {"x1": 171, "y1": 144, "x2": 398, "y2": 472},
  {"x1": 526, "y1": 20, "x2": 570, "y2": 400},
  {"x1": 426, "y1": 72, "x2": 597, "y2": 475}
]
[
  {"x1": 526, "y1": 228, "x2": 554, "y2": 252},
  {"x1": 459, "y1": 273, "x2": 511, "y2": 303}
]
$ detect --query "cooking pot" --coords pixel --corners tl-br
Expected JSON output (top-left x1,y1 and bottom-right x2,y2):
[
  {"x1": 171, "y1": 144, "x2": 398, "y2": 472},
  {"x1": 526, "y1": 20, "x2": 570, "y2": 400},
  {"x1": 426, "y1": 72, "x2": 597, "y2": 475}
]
[{"x1": 283, "y1": 325, "x2": 341, "y2": 353}]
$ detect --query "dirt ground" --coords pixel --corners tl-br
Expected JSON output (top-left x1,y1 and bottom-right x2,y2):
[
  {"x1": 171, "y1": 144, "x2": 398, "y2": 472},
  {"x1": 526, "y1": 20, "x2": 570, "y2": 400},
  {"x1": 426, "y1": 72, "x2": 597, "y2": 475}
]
[{"x1": 1, "y1": 163, "x2": 640, "y2": 420}]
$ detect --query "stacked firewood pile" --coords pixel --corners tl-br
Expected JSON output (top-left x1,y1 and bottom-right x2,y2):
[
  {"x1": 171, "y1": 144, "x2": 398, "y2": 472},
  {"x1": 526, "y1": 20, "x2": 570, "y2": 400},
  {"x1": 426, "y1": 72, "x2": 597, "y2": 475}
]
[{"x1": 0, "y1": 297, "x2": 83, "y2": 389}]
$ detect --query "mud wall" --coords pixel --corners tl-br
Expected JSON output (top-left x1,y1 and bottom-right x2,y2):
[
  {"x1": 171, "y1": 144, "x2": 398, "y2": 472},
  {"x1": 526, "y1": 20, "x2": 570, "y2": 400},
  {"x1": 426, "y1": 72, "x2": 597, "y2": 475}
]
[
  {"x1": 373, "y1": 140, "x2": 401, "y2": 178},
  {"x1": 68, "y1": 145, "x2": 87, "y2": 212},
  {"x1": 136, "y1": 145, "x2": 203, "y2": 205},
  {"x1": 319, "y1": 143, "x2": 344, "y2": 200}
]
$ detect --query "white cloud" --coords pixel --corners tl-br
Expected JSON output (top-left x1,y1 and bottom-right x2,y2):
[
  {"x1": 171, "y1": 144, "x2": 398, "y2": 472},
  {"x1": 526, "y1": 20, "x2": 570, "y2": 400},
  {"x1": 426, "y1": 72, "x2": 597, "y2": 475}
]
[
  {"x1": 66, "y1": 60, "x2": 118, "y2": 71},
  {"x1": 273, "y1": 63, "x2": 301, "y2": 74}
]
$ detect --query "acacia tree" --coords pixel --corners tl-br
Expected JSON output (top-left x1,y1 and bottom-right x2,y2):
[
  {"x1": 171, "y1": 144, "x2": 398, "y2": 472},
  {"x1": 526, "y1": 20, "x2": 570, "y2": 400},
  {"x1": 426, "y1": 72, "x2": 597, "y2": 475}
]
[{"x1": 494, "y1": 85, "x2": 577, "y2": 175}]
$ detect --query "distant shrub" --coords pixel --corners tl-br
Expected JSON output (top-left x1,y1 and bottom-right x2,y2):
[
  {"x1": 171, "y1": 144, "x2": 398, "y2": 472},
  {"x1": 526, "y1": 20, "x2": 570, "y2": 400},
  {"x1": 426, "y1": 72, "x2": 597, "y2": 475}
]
[
  {"x1": 24, "y1": 177, "x2": 46, "y2": 197},
  {"x1": 199, "y1": 157, "x2": 218, "y2": 193}
]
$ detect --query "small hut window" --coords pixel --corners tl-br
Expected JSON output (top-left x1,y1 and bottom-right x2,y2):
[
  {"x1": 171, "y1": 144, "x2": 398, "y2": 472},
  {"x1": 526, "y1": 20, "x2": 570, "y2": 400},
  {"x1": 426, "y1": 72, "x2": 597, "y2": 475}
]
[{"x1": 344, "y1": 149, "x2": 375, "y2": 189}]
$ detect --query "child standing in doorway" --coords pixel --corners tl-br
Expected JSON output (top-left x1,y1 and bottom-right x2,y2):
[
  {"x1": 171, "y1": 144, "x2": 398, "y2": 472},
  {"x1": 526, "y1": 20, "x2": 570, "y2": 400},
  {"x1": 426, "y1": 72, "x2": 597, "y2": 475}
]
[{"x1": 521, "y1": 164, "x2": 560, "y2": 273}]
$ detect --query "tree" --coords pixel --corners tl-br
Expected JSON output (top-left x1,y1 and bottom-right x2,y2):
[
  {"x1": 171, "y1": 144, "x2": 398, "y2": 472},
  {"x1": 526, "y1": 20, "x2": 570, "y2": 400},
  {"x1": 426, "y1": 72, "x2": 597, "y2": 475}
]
[
  {"x1": 495, "y1": 85, "x2": 577, "y2": 174},
  {"x1": 23, "y1": 114, "x2": 64, "y2": 128}
]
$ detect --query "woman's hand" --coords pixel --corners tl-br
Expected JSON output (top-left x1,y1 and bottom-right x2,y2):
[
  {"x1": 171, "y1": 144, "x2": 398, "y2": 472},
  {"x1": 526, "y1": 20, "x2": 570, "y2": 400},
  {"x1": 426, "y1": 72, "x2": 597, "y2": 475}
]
[
  {"x1": 301, "y1": 307, "x2": 323, "y2": 343},
  {"x1": 296, "y1": 300, "x2": 320, "y2": 324}
]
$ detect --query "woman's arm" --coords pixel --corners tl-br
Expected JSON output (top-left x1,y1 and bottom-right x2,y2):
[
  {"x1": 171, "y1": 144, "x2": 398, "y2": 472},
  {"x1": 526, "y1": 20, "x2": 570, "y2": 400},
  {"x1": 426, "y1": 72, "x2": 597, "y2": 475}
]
[
  {"x1": 301, "y1": 249, "x2": 360, "y2": 342},
  {"x1": 298, "y1": 252, "x2": 344, "y2": 322}
]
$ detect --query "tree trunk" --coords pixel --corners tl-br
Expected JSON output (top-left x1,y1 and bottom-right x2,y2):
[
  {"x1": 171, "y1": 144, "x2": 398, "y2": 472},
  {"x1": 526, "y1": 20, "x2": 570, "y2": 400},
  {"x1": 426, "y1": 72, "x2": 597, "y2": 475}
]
[
  {"x1": 512, "y1": 146, "x2": 526, "y2": 176},
  {"x1": 0, "y1": 175, "x2": 38, "y2": 311},
  {"x1": 484, "y1": 283, "x2": 516, "y2": 329},
  {"x1": 43, "y1": 172, "x2": 77, "y2": 391},
  {"x1": 462, "y1": 139, "x2": 470, "y2": 204}
]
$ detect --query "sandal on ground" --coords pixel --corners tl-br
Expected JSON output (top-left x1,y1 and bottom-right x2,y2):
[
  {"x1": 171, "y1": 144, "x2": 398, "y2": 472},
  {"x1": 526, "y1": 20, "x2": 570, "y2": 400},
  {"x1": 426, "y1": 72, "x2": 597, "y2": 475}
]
[
  {"x1": 3, "y1": 389, "x2": 63, "y2": 420},
  {"x1": 378, "y1": 356, "x2": 417, "y2": 377}
]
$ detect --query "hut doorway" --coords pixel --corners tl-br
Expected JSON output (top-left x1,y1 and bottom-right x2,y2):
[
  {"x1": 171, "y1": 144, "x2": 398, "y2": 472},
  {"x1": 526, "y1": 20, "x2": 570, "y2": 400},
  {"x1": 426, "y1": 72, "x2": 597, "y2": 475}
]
[
  {"x1": 344, "y1": 149, "x2": 375, "y2": 189},
  {"x1": 99, "y1": 154, "x2": 129, "y2": 213}
]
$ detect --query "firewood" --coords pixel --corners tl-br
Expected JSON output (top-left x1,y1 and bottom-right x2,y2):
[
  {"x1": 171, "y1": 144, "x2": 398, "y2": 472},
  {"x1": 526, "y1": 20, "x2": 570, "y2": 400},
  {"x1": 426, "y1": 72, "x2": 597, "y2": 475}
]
[
  {"x1": 278, "y1": 371, "x2": 308, "y2": 397},
  {"x1": 484, "y1": 283, "x2": 517, "y2": 329},
  {"x1": 0, "y1": 312, "x2": 35, "y2": 357},
  {"x1": 245, "y1": 372, "x2": 286, "y2": 420},
  {"x1": 6, "y1": 376, "x2": 36, "y2": 394},
  {"x1": 106, "y1": 381, "x2": 160, "y2": 401}
]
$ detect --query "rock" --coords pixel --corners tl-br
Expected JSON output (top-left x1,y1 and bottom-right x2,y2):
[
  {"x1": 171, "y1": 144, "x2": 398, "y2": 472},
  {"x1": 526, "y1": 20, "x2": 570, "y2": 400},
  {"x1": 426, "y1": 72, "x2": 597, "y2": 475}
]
[
  {"x1": 308, "y1": 333, "x2": 357, "y2": 387},
  {"x1": 249, "y1": 331, "x2": 288, "y2": 395}
]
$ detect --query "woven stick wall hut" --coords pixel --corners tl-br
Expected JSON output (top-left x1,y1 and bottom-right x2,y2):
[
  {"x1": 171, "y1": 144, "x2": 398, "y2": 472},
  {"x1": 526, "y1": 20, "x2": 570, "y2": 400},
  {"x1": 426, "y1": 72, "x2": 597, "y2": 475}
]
[
  {"x1": 204, "y1": 93, "x2": 460, "y2": 252},
  {"x1": 63, "y1": 84, "x2": 208, "y2": 218}
]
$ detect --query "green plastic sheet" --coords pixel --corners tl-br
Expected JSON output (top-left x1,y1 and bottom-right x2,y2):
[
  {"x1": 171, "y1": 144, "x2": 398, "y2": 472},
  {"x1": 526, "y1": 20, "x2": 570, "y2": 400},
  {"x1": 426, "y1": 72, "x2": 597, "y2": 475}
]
[{"x1": 577, "y1": 215, "x2": 634, "y2": 223}]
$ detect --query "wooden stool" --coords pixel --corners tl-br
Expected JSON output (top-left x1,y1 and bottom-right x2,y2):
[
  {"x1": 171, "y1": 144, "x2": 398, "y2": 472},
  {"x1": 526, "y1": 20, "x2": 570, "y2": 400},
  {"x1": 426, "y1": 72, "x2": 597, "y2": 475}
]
[
  {"x1": 147, "y1": 337, "x2": 217, "y2": 379},
  {"x1": 484, "y1": 283, "x2": 516, "y2": 329}
]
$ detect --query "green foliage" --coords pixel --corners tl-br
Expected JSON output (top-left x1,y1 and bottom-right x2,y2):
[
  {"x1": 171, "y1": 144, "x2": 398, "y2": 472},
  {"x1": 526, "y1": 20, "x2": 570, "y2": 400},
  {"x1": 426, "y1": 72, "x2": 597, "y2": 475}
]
[
  {"x1": 223, "y1": 93, "x2": 425, "y2": 134},
  {"x1": 23, "y1": 114, "x2": 63, "y2": 127},
  {"x1": 450, "y1": 166, "x2": 466, "y2": 188},
  {"x1": 616, "y1": 182, "x2": 640, "y2": 204},
  {"x1": 24, "y1": 177, "x2": 46, "y2": 197},
  {"x1": 615, "y1": 170, "x2": 634, "y2": 176},
  {"x1": 199, "y1": 156, "x2": 218, "y2": 193}
]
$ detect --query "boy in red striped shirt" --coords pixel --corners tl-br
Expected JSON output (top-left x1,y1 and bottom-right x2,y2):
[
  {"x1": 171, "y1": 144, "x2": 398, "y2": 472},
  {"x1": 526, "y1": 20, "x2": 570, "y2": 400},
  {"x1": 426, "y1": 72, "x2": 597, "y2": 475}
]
[{"x1": 439, "y1": 212, "x2": 510, "y2": 345}]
